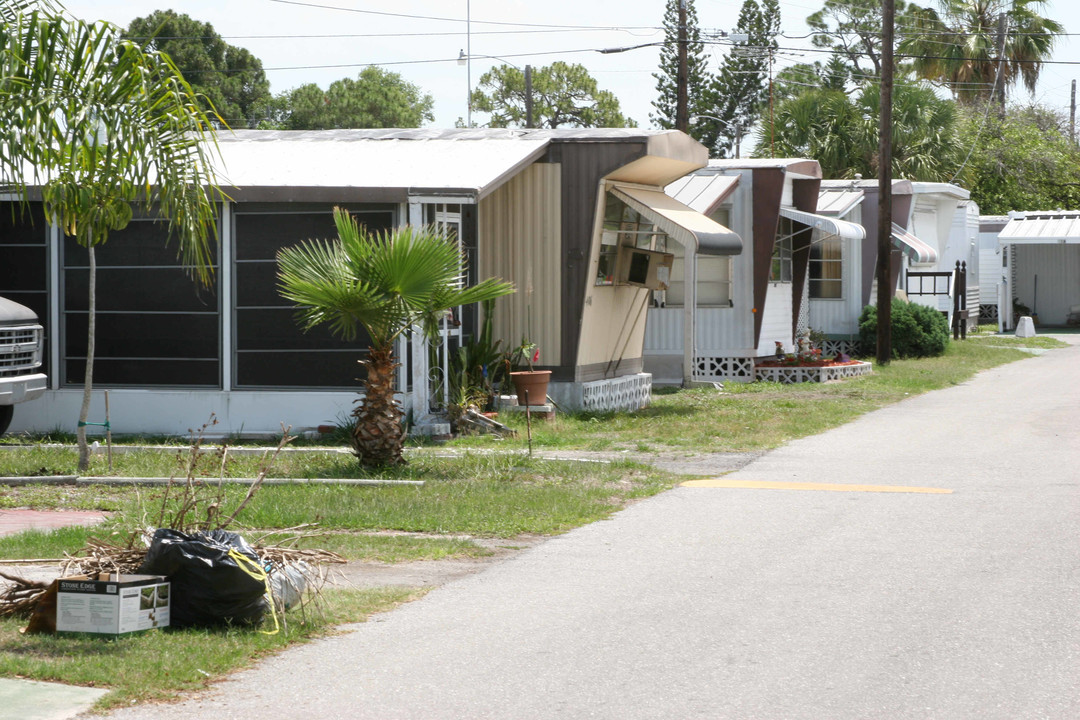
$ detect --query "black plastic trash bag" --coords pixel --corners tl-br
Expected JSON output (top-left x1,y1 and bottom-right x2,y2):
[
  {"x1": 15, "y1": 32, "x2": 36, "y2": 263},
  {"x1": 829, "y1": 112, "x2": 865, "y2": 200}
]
[{"x1": 138, "y1": 528, "x2": 269, "y2": 628}]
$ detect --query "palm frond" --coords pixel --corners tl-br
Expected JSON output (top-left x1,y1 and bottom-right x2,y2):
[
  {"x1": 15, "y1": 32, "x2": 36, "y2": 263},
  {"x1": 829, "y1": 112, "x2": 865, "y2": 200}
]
[{"x1": 278, "y1": 207, "x2": 514, "y2": 350}]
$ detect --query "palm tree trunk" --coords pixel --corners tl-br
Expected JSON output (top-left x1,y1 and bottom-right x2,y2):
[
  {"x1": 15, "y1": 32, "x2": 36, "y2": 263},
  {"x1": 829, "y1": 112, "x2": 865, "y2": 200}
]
[
  {"x1": 76, "y1": 243, "x2": 96, "y2": 472},
  {"x1": 351, "y1": 343, "x2": 404, "y2": 467}
]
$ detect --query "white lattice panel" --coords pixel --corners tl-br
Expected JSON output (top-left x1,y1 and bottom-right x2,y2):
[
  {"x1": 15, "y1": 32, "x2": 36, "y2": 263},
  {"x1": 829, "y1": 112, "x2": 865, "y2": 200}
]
[
  {"x1": 754, "y1": 361, "x2": 872, "y2": 384},
  {"x1": 694, "y1": 356, "x2": 754, "y2": 383},
  {"x1": 581, "y1": 373, "x2": 653, "y2": 412},
  {"x1": 821, "y1": 339, "x2": 859, "y2": 356}
]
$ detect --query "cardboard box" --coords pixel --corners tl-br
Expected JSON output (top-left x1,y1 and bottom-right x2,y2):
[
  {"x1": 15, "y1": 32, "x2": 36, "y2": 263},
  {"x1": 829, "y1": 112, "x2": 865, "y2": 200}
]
[{"x1": 56, "y1": 573, "x2": 170, "y2": 635}]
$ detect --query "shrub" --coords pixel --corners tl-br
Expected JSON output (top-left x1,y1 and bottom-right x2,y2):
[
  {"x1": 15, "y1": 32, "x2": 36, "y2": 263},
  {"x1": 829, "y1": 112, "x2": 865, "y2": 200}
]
[{"x1": 858, "y1": 300, "x2": 950, "y2": 358}]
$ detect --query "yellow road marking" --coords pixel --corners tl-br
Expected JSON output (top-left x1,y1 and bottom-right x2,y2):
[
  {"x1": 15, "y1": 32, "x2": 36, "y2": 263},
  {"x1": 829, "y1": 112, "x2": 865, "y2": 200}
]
[{"x1": 681, "y1": 478, "x2": 952, "y2": 494}]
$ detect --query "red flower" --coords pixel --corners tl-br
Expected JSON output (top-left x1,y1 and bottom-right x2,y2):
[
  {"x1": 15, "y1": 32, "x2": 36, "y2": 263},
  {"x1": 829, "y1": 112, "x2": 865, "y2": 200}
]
[{"x1": 532, "y1": 349, "x2": 540, "y2": 364}]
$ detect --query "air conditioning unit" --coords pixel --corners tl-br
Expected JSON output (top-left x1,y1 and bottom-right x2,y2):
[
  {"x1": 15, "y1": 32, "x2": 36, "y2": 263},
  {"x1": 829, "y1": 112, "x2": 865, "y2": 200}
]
[{"x1": 616, "y1": 247, "x2": 674, "y2": 291}]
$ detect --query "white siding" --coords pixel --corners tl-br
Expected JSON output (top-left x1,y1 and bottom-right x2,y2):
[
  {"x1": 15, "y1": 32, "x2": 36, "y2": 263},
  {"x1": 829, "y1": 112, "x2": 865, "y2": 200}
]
[
  {"x1": 979, "y1": 246, "x2": 1004, "y2": 307},
  {"x1": 808, "y1": 214, "x2": 863, "y2": 336},
  {"x1": 759, "y1": 283, "x2": 793, "y2": 353}
]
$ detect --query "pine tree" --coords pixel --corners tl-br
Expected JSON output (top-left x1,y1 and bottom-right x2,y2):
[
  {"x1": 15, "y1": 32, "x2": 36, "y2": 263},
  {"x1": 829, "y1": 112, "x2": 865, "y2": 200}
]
[
  {"x1": 650, "y1": 0, "x2": 713, "y2": 135},
  {"x1": 701, "y1": 0, "x2": 780, "y2": 158}
]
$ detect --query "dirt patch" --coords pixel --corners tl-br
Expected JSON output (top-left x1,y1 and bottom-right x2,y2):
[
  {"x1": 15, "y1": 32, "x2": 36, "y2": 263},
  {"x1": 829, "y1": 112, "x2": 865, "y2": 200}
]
[{"x1": 330, "y1": 535, "x2": 548, "y2": 589}]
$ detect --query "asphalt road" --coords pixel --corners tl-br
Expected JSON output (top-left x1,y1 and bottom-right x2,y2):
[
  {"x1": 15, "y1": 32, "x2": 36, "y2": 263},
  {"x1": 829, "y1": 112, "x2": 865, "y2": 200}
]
[{"x1": 94, "y1": 339, "x2": 1080, "y2": 720}]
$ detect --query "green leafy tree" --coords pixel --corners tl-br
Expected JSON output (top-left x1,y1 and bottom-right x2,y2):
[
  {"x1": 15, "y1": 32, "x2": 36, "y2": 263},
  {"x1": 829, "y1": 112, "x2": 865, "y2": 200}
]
[
  {"x1": 901, "y1": 0, "x2": 1062, "y2": 104},
  {"x1": 266, "y1": 67, "x2": 434, "y2": 130},
  {"x1": 0, "y1": 3, "x2": 222, "y2": 471},
  {"x1": 651, "y1": 0, "x2": 712, "y2": 132},
  {"x1": 277, "y1": 209, "x2": 514, "y2": 467},
  {"x1": 700, "y1": 0, "x2": 780, "y2": 157},
  {"x1": 124, "y1": 10, "x2": 271, "y2": 128},
  {"x1": 764, "y1": 81, "x2": 961, "y2": 180},
  {"x1": 807, "y1": 0, "x2": 917, "y2": 78},
  {"x1": 956, "y1": 104, "x2": 1080, "y2": 214},
  {"x1": 471, "y1": 62, "x2": 634, "y2": 128},
  {"x1": 773, "y1": 55, "x2": 851, "y2": 104}
]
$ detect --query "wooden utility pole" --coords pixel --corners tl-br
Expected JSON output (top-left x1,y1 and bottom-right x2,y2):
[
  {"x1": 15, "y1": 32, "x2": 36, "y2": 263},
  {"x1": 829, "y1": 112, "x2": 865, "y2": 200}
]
[
  {"x1": 676, "y1": 0, "x2": 689, "y2": 132},
  {"x1": 1071, "y1": 79, "x2": 1076, "y2": 144},
  {"x1": 994, "y1": 12, "x2": 1007, "y2": 113},
  {"x1": 525, "y1": 65, "x2": 534, "y2": 129},
  {"x1": 876, "y1": 0, "x2": 895, "y2": 366}
]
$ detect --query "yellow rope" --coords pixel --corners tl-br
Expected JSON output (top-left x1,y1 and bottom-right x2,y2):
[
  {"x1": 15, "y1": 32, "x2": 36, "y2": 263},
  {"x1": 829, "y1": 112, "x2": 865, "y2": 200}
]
[{"x1": 228, "y1": 548, "x2": 280, "y2": 636}]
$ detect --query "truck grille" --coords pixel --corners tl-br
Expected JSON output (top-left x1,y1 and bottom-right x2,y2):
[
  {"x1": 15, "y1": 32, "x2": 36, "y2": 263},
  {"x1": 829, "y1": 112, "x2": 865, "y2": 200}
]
[{"x1": 0, "y1": 325, "x2": 43, "y2": 377}]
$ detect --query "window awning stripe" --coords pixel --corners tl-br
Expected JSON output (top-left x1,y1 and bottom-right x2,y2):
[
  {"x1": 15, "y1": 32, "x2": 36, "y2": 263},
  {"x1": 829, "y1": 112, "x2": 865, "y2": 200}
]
[
  {"x1": 779, "y1": 206, "x2": 865, "y2": 241},
  {"x1": 890, "y1": 223, "x2": 937, "y2": 264},
  {"x1": 611, "y1": 185, "x2": 742, "y2": 256}
]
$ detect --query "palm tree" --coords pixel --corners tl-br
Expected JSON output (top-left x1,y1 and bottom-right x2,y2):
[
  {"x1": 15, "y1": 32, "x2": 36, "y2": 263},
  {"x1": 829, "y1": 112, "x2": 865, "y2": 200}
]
[
  {"x1": 277, "y1": 208, "x2": 514, "y2": 467},
  {"x1": 900, "y1": 0, "x2": 1062, "y2": 104},
  {"x1": 0, "y1": 3, "x2": 223, "y2": 471},
  {"x1": 764, "y1": 81, "x2": 961, "y2": 181}
]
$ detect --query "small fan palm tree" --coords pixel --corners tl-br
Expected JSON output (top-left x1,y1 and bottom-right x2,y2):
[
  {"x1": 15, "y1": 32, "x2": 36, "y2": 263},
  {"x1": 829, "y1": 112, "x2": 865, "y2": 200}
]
[{"x1": 277, "y1": 208, "x2": 514, "y2": 467}]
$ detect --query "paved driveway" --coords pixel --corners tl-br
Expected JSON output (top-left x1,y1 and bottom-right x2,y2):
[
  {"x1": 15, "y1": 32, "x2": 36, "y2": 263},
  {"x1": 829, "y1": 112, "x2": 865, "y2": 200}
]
[{"x1": 92, "y1": 338, "x2": 1080, "y2": 720}]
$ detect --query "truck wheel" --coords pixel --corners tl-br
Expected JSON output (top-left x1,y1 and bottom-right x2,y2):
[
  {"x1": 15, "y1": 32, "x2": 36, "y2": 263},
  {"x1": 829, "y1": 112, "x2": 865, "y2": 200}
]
[{"x1": 0, "y1": 405, "x2": 12, "y2": 436}]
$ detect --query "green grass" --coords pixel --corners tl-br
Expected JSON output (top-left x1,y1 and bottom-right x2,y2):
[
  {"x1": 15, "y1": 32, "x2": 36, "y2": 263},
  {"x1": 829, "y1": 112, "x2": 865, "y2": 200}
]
[
  {"x1": 0, "y1": 454, "x2": 675, "y2": 559},
  {"x1": 965, "y1": 334, "x2": 1067, "y2": 349},
  {"x1": 0, "y1": 525, "x2": 494, "y2": 564},
  {"x1": 0, "y1": 586, "x2": 421, "y2": 709},
  {"x1": 450, "y1": 339, "x2": 1066, "y2": 453}
]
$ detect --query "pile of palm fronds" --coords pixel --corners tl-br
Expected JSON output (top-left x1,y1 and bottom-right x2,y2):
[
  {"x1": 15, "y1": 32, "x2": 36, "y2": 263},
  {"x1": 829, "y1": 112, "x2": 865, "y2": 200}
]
[
  {"x1": 1, "y1": 417, "x2": 347, "y2": 625},
  {"x1": 0, "y1": 570, "x2": 48, "y2": 619}
]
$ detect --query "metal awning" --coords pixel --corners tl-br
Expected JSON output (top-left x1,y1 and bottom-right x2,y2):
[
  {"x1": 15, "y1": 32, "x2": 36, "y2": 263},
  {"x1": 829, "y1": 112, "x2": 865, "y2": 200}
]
[
  {"x1": 779, "y1": 206, "x2": 865, "y2": 241},
  {"x1": 891, "y1": 223, "x2": 938, "y2": 264},
  {"x1": 611, "y1": 185, "x2": 742, "y2": 256},
  {"x1": 998, "y1": 212, "x2": 1080, "y2": 244},
  {"x1": 665, "y1": 173, "x2": 740, "y2": 215},
  {"x1": 816, "y1": 189, "x2": 864, "y2": 218}
]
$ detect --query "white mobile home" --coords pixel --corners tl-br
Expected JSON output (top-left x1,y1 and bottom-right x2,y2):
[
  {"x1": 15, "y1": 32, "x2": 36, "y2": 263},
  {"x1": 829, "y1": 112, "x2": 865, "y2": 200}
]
[
  {"x1": 996, "y1": 210, "x2": 1080, "y2": 331},
  {"x1": 644, "y1": 159, "x2": 867, "y2": 384},
  {"x1": 1, "y1": 128, "x2": 737, "y2": 436}
]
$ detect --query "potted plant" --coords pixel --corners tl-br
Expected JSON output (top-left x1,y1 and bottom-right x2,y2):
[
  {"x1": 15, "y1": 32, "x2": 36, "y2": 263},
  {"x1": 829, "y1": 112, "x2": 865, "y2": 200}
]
[{"x1": 507, "y1": 338, "x2": 550, "y2": 407}]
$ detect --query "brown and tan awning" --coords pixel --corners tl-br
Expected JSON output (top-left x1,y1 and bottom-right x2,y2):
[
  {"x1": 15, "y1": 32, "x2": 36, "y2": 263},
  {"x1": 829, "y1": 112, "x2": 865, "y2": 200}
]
[{"x1": 611, "y1": 185, "x2": 742, "y2": 256}]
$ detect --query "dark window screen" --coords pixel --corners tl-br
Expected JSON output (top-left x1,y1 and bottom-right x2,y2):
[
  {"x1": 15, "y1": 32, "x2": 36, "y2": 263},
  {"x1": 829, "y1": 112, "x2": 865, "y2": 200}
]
[
  {"x1": 61, "y1": 216, "x2": 220, "y2": 388},
  {"x1": 233, "y1": 206, "x2": 393, "y2": 388}
]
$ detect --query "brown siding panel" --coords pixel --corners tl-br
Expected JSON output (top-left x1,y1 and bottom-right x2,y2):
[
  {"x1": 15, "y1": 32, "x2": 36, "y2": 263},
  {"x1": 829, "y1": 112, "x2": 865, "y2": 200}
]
[{"x1": 549, "y1": 141, "x2": 648, "y2": 374}]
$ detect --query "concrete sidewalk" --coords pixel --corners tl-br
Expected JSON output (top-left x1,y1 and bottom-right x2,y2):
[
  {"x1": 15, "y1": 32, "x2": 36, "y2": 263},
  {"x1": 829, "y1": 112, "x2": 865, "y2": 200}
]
[{"x1": 78, "y1": 337, "x2": 1080, "y2": 720}]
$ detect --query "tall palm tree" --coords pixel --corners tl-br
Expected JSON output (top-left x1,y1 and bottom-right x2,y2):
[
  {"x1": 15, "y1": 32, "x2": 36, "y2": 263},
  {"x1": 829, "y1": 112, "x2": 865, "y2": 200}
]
[
  {"x1": 277, "y1": 208, "x2": 514, "y2": 467},
  {"x1": 764, "y1": 82, "x2": 961, "y2": 181},
  {"x1": 900, "y1": 0, "x2": 1062, "y2": 104},
  {"x1": 0, "y1": 2, "x2": 223, "y2": 471}
]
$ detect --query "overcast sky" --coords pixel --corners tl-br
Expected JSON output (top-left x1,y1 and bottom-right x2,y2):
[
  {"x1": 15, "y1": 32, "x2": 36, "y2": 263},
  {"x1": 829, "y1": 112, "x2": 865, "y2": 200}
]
[{"x1": 61, "y1": 0, "x2": 1080, "y2": 134}]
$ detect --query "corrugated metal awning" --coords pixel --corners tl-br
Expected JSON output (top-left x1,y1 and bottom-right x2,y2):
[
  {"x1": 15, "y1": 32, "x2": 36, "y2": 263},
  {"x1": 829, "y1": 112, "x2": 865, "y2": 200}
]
[
  {"x1": 612, "y1": 185, "x2": 742, "y2": 256},
  {"x1": 665, "y1": 173, "x2": 740, "y2": 215},
  {"x1": 779, "y1": 206, "x2": 865, "y2": 241},
  {"x1": 816, "y1": 189, "x2": 863, "y2": 217},
  {"x1": 998, "y1": 212, "x2": 1080, "y2": 244},
  {"x1": 891, "y1": 223, "x2": 937, "y2": 264}
]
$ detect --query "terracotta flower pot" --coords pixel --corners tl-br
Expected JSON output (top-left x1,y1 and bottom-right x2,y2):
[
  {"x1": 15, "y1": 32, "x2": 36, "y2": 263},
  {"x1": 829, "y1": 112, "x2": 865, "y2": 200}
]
[{"x1": 510, "y1": 370, "x2": 551, "y2": 406}]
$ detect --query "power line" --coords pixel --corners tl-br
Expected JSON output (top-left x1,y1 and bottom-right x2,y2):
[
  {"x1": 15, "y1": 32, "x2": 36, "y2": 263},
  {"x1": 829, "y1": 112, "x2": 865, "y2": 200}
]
[
  {"x1": 130, "y1": 28, "x2": 656, "y2": 41},
  {"x1": 265, "y1": 0, "x2": 660, "y2": 32}
]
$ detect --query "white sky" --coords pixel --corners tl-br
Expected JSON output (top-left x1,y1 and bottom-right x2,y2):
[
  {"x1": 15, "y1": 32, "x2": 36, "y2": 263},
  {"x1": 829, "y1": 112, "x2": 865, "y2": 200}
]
[{"x1": 60, "y1": 0, "x2": 1080, "y2": 132}]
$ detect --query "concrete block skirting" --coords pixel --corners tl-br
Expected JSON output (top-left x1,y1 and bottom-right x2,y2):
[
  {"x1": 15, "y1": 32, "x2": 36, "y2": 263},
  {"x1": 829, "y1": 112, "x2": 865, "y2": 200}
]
[
  {"x1": 754, "y1": 361, "x2": 873, "y2": 384},
  {"x1": 547, "y1": 373, "x2": 653, "y2": 413}
]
